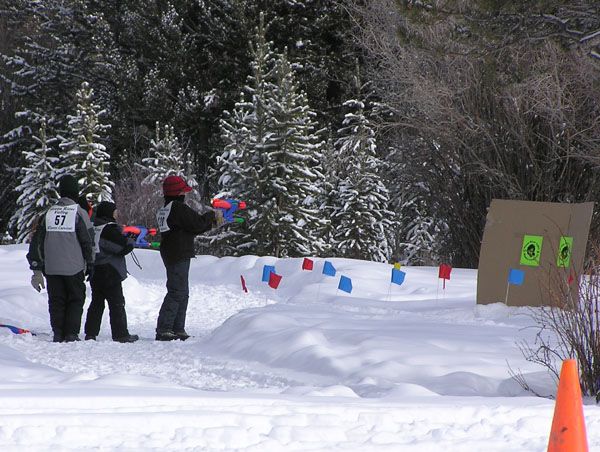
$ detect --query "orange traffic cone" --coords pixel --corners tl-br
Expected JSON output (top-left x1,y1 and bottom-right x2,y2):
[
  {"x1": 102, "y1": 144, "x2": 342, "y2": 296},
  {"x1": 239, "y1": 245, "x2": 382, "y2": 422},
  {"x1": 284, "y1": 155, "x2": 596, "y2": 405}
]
[{"x1": 547, "y1": 359, "x2": 588, "y2": 452}]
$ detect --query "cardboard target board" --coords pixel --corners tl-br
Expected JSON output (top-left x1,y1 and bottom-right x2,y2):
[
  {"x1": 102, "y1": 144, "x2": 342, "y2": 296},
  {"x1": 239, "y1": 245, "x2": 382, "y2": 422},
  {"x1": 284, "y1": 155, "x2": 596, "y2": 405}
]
[{"x1": 477, "y1": 199, "x2": 594, "y2": 307}]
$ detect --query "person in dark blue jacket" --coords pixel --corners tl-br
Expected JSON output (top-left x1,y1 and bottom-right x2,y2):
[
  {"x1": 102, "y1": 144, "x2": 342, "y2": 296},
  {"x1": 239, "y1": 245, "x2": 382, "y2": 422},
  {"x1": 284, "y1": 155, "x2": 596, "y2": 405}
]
[{"x1": 84, "y1": 201, "x2": 138, "y2": 343}]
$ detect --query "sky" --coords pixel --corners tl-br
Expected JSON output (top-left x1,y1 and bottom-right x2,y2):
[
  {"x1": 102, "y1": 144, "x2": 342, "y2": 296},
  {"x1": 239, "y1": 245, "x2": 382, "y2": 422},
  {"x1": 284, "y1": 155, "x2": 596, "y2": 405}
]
[{"x1": 0, "y1": 244, "x2": 599, "y2": 451}]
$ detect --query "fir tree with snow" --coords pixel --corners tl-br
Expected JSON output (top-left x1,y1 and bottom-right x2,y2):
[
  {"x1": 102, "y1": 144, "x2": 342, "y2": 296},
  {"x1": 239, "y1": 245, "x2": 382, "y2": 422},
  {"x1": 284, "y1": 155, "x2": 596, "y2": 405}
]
[
  {"x1": 140, "y1": 122, "x2": 201, "y2": 208},
  {"x1": 57, "y1": 82, "x2": 113, "y2": 202},
  {"x1": 9, "y1": 118, "x2": 59, "y2": 243},
  {"x1": 330, "y1": 69, "x2": 393, "y2": 262},
  {"x1": 258, "y1": 49, "x2": 329, "y2": 257},
  {"x1": 213, "y1": 13, "x2": 279, "y2": 255},
  {"x1": 216, "y1": 16, "x2": 328, "y2": 257}
]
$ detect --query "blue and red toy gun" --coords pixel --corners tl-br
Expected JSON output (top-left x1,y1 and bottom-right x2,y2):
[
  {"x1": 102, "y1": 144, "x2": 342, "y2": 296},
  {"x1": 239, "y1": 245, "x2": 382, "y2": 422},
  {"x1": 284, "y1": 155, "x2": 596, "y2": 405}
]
[
  {"x1": 211, "y1": 199, "x2": 247, "y2": 223},
  {"x1": 122, "y1": 225, "x2": 160, "y2": 250}
]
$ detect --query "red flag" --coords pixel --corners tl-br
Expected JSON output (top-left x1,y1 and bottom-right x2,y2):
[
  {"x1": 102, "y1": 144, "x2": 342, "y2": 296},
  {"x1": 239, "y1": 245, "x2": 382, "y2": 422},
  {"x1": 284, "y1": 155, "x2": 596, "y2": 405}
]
[
  {"x1": 302, "y1": 258, "x2": 314, "y2": 271},
  {"x1": 438, "y1": 264, "x2": 452, "y2": 280},
  {"x1": 567, "y1": 272, "x2": 575, "y2": 285},
  {"x1": 268, "y1": 272, "x2": 282, "y2": 289},
  {"x1": 240, "y1": 275, "x2": 248, "y2": 293}
]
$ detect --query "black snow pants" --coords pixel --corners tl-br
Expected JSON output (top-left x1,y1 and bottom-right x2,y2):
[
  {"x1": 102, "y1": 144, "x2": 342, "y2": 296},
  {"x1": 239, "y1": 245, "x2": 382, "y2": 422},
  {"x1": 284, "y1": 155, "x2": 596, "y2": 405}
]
[
  {"x1": 46, "y1": 271, "x2": 86, "y2": 341},
  {"x1": 85, "y1": 264, "x2": 130, "y2": 339}
]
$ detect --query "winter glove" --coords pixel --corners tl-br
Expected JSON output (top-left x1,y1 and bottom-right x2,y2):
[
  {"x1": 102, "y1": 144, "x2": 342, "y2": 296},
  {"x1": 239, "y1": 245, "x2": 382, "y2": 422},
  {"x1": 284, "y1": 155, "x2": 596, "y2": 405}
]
[
  {"x1": 85, "y1": 263, "x2": 95, "y2": 282},
  {"x1": 31, "y1": 270, "x2": 45, "y2": 292},
  {"x1": 214, "y1": 209, "x2": 226, "y2": 228}
]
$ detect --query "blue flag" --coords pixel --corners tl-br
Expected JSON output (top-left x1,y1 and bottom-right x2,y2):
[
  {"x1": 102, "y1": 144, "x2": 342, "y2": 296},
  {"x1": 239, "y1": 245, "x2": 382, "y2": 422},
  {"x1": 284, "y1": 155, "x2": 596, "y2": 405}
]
[
  {"x1": 391, "y1": 268, "x2": 406, "y2": 285},
  {"x1": 508, "y1": 268, "x2": 525, "y2": 286},
  {"x1": 322, "y1": 261, "x2": 336, "y2": 277},
  {"x1": 262, "y1": 265, "x2": 275, "y2": 282},
  {"x1": 338, "y1": 275, "x2": 352, "y2": 293}
]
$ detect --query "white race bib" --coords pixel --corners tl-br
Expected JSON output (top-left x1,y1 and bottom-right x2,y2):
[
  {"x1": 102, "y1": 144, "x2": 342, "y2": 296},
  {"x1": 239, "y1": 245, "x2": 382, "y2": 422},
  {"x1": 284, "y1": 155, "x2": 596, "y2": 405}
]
[
  {"x1": 46, "y1": 205, "x2": 78, "y2": 232},
  {"x1": 93, "y1": 223, "x2": 113, "y2": 253},
  {"x1": 156, "y1": 202, "x2": 173, "y2": 233}
]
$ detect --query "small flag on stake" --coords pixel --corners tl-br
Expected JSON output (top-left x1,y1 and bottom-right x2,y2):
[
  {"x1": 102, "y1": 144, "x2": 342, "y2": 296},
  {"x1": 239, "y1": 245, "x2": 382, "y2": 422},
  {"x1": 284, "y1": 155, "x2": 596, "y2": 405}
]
[
  {"x1": 302, "y1": 258, "x2": 314, "y2": 271},
  {"x1": 567, "y1": 270, "x2": 575, "y2": 285},
  {"x1": 240, "y1": 275, "x2": 248, "y2": 293},
  {"x1": 508, "y1": 268, "x2": 525, "y2": 286},
  {"x1": 268, "y1": 271, "x2": 282, "y2": 289},
  {"x1": 438, "y1": 263, "x2": 452, "y2": 290},
  {"x1": 391, "y1": 268, "x2": 406, "y2": 286},
  {"x1": 338, "y1": 275, "x2": 352, "y2": 293},
  {"x1": 262, "y1": 265, "x2": 275, "y2": 282},
  {"x1": 438, "y1": 264, "x2": 452, "y2": 280},
  {"x1": 322, "y1": 261, "x2": 336, "y2": 277}
]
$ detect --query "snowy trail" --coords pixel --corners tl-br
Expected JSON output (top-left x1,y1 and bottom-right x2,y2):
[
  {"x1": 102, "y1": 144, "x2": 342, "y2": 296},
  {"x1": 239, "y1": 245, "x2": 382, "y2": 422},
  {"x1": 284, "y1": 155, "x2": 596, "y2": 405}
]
[{"x1": 2, "y1": 281, "x2": 303, "y2": 393}]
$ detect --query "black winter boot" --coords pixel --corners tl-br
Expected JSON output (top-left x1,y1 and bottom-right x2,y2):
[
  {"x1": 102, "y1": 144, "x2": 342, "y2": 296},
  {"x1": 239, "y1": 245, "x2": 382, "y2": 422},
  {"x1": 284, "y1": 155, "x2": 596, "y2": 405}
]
[
  {"x1": 155, "y1": 331, "x2": 178, "y2": 341},
  {"x1": 52, "y1": 331, "x2": 63, "y2": 343},
  {"x1": 174, "y1": 331, "x2": 190, "y2": 341},
  {"x1": 63, "y1": 334, "x2": 80, "y2": 342},
  {"x1": 114, "y1": 334, "x2": 139, "y2": 343}
]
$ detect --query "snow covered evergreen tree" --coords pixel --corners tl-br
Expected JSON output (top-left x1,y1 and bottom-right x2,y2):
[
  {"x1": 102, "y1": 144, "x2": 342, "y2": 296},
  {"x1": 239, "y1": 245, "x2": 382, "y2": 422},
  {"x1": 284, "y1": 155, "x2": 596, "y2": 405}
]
[
  {"x1": 216, "y1": 16, "x2": 328, "y2": 257},
  {"x1": 258, "y1": 49, "x2": 328, "y2": 257},
  {"x1": 57, "y1": 82, "x2": 113, "y2": 202},
  {"x1": 9, "y1": 118, "x2": 59, "y2": 242},
  {"x1": 212, "y1": 13, "x2": 279, "y2": 255},
  {"x1": 140, "y1": 122, "x2": 201, "y2": 208},
  {"x1": 330, "y1": 69, "x2": 393, "y2": 262}
]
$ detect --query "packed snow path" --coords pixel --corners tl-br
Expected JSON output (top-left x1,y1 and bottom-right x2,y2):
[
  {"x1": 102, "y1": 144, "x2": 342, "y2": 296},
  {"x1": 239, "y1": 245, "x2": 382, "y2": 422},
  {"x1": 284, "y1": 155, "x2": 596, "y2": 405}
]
[{"x1": 4, "y1": 282, "x2": 298, "y2": 393}]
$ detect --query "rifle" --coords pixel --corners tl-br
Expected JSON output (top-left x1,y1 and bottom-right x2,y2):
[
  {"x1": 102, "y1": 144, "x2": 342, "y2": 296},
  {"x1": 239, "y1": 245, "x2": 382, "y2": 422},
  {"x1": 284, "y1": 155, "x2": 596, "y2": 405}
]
[
  {"x1": 122, "y1": 225, "x2": 160, "y2": 250},
  {"x1": 211, "y1": 198, "x2": 247, "y2": 223}
]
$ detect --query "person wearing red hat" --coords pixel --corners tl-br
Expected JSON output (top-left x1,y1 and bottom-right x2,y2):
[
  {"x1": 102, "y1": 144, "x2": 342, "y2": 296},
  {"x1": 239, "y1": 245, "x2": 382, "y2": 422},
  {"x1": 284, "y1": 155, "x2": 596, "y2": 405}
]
[{"x1": 155, "y1": 175, "x2": 224, "y2": 341}]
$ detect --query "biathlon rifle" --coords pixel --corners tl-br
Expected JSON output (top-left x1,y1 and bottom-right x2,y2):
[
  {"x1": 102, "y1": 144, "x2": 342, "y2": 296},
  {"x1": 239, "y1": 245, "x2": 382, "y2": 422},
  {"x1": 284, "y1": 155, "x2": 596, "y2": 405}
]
[{"x1": 211, "y1": 198, "x2": 247, "y2": 223}]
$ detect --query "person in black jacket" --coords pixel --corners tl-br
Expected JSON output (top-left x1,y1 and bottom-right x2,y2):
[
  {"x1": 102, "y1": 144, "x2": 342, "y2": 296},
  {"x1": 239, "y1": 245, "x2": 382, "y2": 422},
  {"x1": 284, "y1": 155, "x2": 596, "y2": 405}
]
[
  {"x1": 155, "y1": 175, "x2": 224, "y2": 341},
  {"x1": 84, "y1": 201, "x2": 139, "y2": 343}
]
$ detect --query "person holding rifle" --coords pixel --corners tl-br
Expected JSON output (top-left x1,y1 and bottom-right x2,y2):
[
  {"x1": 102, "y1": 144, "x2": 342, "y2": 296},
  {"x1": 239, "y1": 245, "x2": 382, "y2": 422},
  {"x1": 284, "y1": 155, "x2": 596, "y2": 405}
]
[
  {"x1": 84, "y1": 201, "x2": 139, "y2": 343},
  {"x1": 155, "y1": 175, "x2": 224, "y2": 341}
]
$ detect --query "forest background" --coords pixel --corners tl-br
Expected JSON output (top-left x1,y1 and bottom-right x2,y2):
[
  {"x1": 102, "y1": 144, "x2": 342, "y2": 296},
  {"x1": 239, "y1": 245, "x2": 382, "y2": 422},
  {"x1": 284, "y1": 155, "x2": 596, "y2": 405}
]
[{"x1": 1, "y1": 0, "x2": 600, "y2": 268}]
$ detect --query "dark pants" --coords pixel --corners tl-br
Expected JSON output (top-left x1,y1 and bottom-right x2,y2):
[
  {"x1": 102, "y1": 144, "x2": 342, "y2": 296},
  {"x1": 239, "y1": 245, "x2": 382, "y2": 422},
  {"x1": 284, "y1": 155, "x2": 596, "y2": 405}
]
[
  {"x1": 46, "y1": 272, "x2": 86, "y2": 340},
  {"x1": 85, "y1": 264, "x2": 129, "y2": 339},
  {"x1": 156, "y1": 258, "x2": 190, "y2": 333}
]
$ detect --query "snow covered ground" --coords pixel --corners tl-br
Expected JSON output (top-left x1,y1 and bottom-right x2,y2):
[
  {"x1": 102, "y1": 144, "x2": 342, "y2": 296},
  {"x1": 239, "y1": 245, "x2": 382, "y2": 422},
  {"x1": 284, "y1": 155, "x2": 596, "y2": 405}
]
[{"x1": 0, "y1": 244, "x2": 599, "y2": 451}]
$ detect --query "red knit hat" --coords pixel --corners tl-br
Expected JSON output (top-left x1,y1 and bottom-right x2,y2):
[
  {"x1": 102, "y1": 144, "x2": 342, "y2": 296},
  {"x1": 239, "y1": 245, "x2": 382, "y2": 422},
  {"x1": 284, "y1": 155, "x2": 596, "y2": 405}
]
[{"x1": 163, "y1": 175, "x2": 192, "y2": 196}]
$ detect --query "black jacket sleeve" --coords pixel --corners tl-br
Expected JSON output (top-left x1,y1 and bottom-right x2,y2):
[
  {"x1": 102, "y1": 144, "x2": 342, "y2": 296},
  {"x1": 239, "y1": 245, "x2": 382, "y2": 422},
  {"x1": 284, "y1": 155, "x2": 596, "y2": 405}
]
[
  {"x1": 172, "y1": 203, "x2": 216, "y2": 235},
  {"x1": 100, "y1": 224, "x2": 134, "y2": 256}
]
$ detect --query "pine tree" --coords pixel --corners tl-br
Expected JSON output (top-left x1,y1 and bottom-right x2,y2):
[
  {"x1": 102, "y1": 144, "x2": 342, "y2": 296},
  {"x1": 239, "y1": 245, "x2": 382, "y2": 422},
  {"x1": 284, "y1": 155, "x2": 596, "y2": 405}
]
[
  {"x1": 140, "y1": 122, "x2": 201, "y2": 207},
  {"x1": 57, "y1": 81, "x2": 113, "y2": 202},
  {"x1": 9, "y1": 118, "x2": 59, "y2": 242},
  {"x1": 213, "y1": 13, "x2": 279, "y2": 255},
  {"x1": 330, "y1": 69, "x2": 393, "y2": 262},
  {"x1": 217, "y1": 16, "x2": 328, "y2": 258},
  {"x1": 257, "y1": 49, "x2": 328, "y2": 257}
]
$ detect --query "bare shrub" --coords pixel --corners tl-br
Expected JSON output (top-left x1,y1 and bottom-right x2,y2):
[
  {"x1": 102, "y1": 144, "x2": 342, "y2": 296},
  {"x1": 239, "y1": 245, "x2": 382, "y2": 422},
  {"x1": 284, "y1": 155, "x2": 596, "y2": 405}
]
[
  {"x1": 517, "y1": 251, "x2": 600, "y2": 401},
  {"x1": 112, "y1": 162, "x2": 163, "y2": 228}
]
